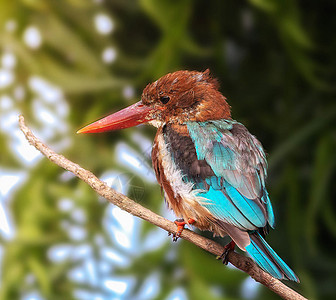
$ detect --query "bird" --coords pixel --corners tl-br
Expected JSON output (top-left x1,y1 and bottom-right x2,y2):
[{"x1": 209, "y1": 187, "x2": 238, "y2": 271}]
[{"x1": 78, "y1": 69, "x2": 299, "y2": 282}]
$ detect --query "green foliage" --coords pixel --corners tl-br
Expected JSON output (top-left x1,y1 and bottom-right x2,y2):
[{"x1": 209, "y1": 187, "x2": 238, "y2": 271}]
[{"x1": 1, "y1": 0, "x2": 335, "y2": 299}]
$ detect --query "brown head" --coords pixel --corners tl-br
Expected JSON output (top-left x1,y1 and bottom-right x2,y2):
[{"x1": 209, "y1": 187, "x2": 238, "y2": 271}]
[{"x1": 77, "y1": 69, "x2": 231, "y2": 133}]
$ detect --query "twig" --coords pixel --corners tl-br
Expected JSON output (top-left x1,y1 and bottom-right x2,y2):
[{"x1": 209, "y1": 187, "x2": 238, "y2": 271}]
[{"x1": 19, "y1": 115, "x2": 307, "y2": 300}]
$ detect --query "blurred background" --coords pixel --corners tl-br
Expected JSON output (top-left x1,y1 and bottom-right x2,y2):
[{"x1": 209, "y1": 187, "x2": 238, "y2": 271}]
[{"x1": 0, "y1": 0, "x2": 335, "y2": 299}]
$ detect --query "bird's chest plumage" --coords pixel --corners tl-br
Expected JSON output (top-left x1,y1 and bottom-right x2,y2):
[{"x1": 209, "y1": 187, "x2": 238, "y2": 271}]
[{"x1": 151, "y1": 124, "x2": 215, "y2": 230}]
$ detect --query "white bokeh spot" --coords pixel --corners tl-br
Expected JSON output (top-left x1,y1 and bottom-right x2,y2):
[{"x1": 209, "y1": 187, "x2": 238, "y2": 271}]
[
  {"x1": 23, "y1": 26, "x2": 42, "y2": 49},
  {"x1": 102, "y1": 47, "x2": 117, "y2": 63},
  {"x1": 94, "y1": 14, "x2": 114, "y2": 35}
]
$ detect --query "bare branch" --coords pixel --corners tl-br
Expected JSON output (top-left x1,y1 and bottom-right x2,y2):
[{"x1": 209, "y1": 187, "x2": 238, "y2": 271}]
[{"x1": 19, "y1": 115, "x2": 307, "y2": 300}]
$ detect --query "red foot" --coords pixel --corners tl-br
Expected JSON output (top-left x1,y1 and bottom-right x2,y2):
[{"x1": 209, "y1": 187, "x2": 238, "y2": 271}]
[
  {"x1": 217, "y1": 240, "x2": 236, "y2": 265},
  {"x1": 171, "y1": 218, "x2": 195, "y2": 242}
]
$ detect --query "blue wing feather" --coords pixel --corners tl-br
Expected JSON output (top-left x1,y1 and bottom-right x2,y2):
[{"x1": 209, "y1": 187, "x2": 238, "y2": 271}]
[
  {"x1": 200, "y1": 184, "x2": 256, "y2": 229},
  {"x1": 187, "y1": 120, "x2": 274, "y2": 230},
  {"x1": 262, "y1": 190, "x2": 275, "y2": 228},
  {"x1": 224, "y1": 184, "x2": 266, "y2": 228}
]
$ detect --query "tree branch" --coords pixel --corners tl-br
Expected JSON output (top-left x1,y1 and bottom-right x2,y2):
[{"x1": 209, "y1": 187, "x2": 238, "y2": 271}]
[{"x1": 19, "y1": 115, "x2": 307, "y2": 300}]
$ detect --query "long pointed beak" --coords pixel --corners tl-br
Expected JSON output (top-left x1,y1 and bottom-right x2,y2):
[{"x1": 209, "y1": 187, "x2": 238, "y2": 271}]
[{"x1": 77, "y1": 101, "x2": 154, "y2": 134}]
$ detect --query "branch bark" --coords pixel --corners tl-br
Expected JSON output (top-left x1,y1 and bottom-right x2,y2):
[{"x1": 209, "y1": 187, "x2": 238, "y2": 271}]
[{"x1": 19, "y1": 115, "x2": 307, "y2": 300}]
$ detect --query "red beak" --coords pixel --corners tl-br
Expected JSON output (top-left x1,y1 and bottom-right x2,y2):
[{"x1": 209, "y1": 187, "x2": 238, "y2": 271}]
[{"x1": 77, "y1": 101, "x2": 154, "y2": 134}]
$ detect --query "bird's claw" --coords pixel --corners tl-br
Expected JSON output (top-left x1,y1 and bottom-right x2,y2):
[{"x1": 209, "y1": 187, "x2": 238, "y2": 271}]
[
  {"x1": 167, "y1": 231, "x2": 180, "y2": 242},
  {"x1": 170, "y1": 218, "x2": 195, "y2": 242},
  {"x1": 217, "y1": 241, "x2": 236, "y2": 265}
]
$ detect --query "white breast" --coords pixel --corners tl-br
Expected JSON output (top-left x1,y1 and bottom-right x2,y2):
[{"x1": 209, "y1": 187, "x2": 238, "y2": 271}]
[{"x1": 156, "y1": 133, "x2": 207, "y2": 214}]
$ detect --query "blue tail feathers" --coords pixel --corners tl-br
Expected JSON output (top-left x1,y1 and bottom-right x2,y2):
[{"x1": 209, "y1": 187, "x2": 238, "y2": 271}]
[{"x1": 245, "y1": 232, "x2": 299, "y2": 282}]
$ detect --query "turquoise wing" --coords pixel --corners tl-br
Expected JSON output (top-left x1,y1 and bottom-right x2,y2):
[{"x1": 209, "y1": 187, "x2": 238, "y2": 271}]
[{"x1": 187, "y1": 120, "x2": 274, "y2": 231}]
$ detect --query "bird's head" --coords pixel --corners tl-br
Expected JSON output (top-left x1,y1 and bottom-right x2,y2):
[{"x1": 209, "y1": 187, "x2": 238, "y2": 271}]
[{"x1": 77, "y1": 69, "x2": 231, "y2": 133}]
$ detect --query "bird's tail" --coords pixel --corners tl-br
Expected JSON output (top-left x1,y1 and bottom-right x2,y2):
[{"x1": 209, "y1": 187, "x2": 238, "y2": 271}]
[{"x1": 245, "y1": 231, "x2": 299, "y2": 282}]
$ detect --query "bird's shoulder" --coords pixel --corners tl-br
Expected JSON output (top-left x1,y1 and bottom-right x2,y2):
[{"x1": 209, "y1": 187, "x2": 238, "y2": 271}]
[{"x1": 186, "y1": 120, "x2": 267, "y2": 181}]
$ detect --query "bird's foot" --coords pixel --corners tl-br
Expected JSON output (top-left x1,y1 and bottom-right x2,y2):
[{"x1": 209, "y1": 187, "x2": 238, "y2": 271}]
[
  {"x1": 217, "y1": 241, "x2": 236, "y2": 265},
  {"x1": 169, "y1": 218, "x2": 195, "y2": 242}
]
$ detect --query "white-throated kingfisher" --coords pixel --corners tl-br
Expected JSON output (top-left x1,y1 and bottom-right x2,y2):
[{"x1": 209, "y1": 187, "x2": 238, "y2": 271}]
[{"x1": 78, "y1": 69, "x2": 299, "y2": 282}]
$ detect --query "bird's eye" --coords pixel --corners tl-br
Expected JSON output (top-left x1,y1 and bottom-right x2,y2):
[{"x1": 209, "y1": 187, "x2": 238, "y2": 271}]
[{"x1": 160, "y1": 95, "x2": 170, "y2": 104}]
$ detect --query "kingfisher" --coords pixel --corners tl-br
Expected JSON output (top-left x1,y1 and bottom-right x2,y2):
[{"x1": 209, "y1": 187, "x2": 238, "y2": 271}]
[{"x1": 78, "y1": 69, "x2": 299, "y2": 282}]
